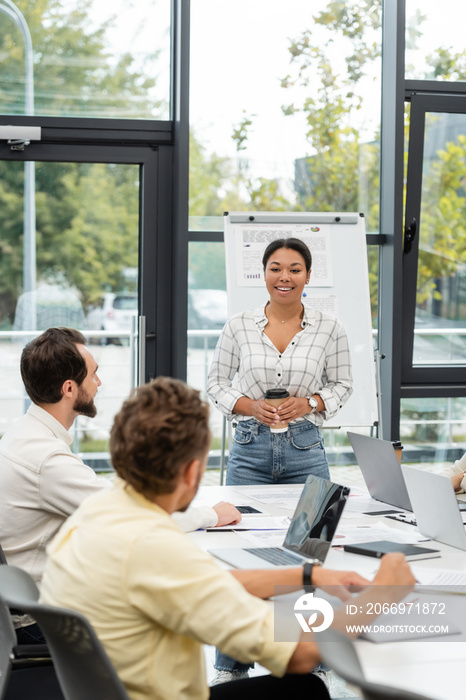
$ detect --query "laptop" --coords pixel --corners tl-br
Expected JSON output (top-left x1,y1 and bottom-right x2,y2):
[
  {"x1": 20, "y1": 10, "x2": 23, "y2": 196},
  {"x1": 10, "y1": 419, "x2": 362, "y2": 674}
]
[
  {"x1": 208, "y1": 474, "x2": 349, "y2": 569},
  {"x1": 347, "y1": 432, "x2": 412, "y2": 511},
  {"x1": 401, "y1": 466, "x2": 466, "y2": 551}
]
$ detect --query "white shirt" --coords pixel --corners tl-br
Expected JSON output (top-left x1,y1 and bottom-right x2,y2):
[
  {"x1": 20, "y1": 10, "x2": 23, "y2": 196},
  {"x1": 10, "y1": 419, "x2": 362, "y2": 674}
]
[
  {"x1": 208, "y1": 304, "x2": 353, "y2": 426},
  {"x1": 0, "y1": 404, "x2": 217, "y2": 589},
  {"x1": 0, "y1": 404, "x2": 111, "y2": 585}
]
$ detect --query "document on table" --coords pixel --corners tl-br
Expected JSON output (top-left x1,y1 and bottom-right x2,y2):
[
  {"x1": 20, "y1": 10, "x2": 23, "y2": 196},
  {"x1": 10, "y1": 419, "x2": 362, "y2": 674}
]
[
  {"x1": 332, "y1": 521, "x2": 428, "y2": 546},
  {"x1": 343, "y1": 495, "x2": 404, "y2": 515},
  {"x1": 235, "y1": 487, "x2": 302, "y2": 510},
  {"x1": 413, "y1": 567, "x2": 466, "y2": 593},
  {"x1": 206, "y1": 516, "x2": 291, "y2": 531},
  {"x1": 234, "y1": 530, "x2": 288, "y2": 547}
]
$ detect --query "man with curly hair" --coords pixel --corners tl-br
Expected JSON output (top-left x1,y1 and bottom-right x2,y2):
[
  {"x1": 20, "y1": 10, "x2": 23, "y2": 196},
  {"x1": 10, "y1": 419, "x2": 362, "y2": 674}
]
[{"x1": 41, "y1": 376, "x2": 415, "y2": 700}]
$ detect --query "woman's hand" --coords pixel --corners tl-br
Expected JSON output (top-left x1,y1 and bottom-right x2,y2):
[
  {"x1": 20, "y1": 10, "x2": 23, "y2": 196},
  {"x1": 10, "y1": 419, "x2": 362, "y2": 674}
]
[
  {"x1": 249, "y1": 398, "x2": 283, "y2": 425},
  {"x1": 276, "y1": 397, "x2": 312, "y2": 423},
  {"x1": 234, "y1": 395, "x2": 321, "y2": 426}
]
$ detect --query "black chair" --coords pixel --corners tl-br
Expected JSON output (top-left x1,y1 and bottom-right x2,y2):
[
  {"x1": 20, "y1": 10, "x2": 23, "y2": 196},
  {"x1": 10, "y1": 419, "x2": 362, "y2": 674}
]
[
  {"x1": 317, "y1": 628, "x2": 436, "y2": 700},
  {"x1": 0, "y1": 566, "x2": 130, "y2": 700},
  {"x1": 0, "y1": 589, "x2": 62, "y2": 700},
  {"x1": 0, "y1": 543, "x2": 50, "y2": 660}
]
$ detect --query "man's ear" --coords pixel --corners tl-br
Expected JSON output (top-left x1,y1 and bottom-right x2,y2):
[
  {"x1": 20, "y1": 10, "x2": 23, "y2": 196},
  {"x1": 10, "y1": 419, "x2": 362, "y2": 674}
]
[
  {"x1": 61, "y1": 379, "x2": 75, "y2": 400},
  {"x1": 182, "y1": 458, "x2": 201, "y2": 488}
]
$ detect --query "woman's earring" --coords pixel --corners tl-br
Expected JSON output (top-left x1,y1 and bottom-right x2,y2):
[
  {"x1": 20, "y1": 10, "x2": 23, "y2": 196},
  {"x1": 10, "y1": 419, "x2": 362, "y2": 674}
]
[{"x1": 305, "y1": 280, "x2": 309, "y2": 284}]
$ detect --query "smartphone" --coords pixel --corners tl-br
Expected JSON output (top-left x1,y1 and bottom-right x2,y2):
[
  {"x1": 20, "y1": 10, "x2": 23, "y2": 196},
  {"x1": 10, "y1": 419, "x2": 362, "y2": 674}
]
[{"x1": 236, "y1": 505, "x2": 261, "y2": 514}]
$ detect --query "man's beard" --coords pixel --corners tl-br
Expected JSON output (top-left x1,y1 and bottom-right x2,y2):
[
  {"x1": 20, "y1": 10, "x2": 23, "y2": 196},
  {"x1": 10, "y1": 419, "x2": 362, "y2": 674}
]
[
  {"x1": 73, "y1": 386, "x2": 97, "y2": 418},
  {"x1": 177, "y1": 462, "x2": 203, "y2": 513}
]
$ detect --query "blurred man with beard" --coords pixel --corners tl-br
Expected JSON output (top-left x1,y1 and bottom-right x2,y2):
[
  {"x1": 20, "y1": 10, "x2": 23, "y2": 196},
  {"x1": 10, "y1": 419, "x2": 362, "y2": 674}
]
[
  {"x1": 0, "y1": 327, "x2": 109, "y2": 642},
  {"x1": 0, "y1": 328, "x2": 240, "y2": 644}
]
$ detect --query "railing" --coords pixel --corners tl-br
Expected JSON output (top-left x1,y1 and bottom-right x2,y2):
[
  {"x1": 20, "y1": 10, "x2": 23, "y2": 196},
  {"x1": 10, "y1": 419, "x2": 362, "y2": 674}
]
[
  {"x1": 0, "y1": 328, "x2": 138, "y2": 468},
  {"x1": 1, "y1": 325, "x2": 466, "y2": 469}
]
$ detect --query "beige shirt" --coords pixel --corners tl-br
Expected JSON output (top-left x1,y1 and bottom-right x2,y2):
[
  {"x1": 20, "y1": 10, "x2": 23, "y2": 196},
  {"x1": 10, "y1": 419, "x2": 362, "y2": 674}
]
[
  {"x1": 40, "y1": 479, "x2": 296, "y2": 700},
  {"x1": 0, "y1": 403, "x2": 110, "y2": 585}
]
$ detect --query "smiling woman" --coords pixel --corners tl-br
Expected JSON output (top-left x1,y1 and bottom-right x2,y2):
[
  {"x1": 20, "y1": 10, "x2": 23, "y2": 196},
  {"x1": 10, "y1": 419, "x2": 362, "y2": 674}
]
[
  {"x1": 207, "y1": 237, "x2": 353, "y2": 486},
  {"x1": 207, "y1": 236, "x2": 354, "y2": 680}
]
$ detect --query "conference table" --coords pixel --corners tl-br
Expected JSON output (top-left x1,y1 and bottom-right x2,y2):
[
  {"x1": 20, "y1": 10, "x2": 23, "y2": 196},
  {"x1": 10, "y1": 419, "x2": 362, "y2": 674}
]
[{"x1": 188, "y1": 480, "x2": 466, "y2": 700}]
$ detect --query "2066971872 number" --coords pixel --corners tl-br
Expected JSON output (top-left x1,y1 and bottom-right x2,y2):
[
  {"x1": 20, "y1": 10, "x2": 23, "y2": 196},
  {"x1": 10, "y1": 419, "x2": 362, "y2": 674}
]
[{"x1": 346, "y1": 601, "x2": 446, "y2": 615}]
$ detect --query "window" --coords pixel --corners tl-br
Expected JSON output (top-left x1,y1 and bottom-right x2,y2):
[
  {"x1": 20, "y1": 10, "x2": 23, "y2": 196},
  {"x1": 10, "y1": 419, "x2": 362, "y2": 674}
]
[{"x1": 0, "y1": 0, "x2": 171, "y2": 119}]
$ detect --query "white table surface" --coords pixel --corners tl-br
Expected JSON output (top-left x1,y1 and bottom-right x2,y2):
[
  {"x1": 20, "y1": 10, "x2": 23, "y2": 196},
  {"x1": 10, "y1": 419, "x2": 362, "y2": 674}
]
[{"x1": 189, "y1": 482, "x2": 466, "y2": 700}]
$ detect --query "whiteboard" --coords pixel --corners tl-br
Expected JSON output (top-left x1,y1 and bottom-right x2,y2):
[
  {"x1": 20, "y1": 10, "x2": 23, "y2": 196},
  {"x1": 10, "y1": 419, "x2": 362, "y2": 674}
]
[{"x1": 223, "y1": 211, "x2": 377, "y2": 428}]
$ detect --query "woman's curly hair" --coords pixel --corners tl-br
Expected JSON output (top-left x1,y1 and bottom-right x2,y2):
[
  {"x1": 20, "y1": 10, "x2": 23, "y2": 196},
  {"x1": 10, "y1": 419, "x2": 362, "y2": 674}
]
[{"x1": 110, "y1": 377, "x2": 211, "y2": 498}]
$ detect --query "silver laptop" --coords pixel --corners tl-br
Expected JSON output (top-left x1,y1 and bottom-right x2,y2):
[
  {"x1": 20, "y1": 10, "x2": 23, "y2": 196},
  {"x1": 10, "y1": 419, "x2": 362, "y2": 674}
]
[
  {"x1": 401, "y1": 466, "x2": 466, "y2": 550},
  {"x1": 347, "y1": 432, "x2": 412, "y2": 511},
  {"x1": 208, "y1": 474, "x2": 349, "y2": 569}
]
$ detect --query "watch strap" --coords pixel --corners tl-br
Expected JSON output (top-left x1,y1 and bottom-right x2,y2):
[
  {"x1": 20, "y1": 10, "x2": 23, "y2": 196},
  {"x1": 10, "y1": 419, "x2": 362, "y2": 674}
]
[{"x1": 302, "y1": 562, "x2": 315, "y2": 592}]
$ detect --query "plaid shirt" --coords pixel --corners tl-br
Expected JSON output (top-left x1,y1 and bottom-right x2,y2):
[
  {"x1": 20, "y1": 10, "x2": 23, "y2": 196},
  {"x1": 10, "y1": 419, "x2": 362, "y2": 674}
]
[{"x1": 207, "y1": 304, "x2": 353, "y2": 426}]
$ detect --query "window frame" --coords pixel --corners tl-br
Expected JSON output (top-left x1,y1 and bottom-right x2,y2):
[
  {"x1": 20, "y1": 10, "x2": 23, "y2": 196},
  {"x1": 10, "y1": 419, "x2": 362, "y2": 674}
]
[{"x1": 401, "y1": 88, "x2": 466, "y2": 396}]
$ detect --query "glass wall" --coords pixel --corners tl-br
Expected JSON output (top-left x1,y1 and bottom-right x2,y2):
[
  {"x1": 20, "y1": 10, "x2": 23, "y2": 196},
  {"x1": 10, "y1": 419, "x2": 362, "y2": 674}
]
[
  {"x1": 0, "y1": 0, "x2": 170, "y2": 119},
  {"x1": 0, "y1": 159, "x2": 139, "y2": 467},
  {"x1": 190, "y1": 0, "x2": 381, "y2": 221},
  {"x1": 406, "y1": 0, "x2": 466, "y2": 82},
  {"x1": 413, "y1": 112, "x2": 466, "y2": 366},
  {"x1": 189, "y1": 0, "x2": 382, "y2": 461},
  {"x1": 400, "y1": 0, "x2": 466, "y2": 466},
  {"x1": 401, "y1": 397, "x2": 466, "y2": 465}
]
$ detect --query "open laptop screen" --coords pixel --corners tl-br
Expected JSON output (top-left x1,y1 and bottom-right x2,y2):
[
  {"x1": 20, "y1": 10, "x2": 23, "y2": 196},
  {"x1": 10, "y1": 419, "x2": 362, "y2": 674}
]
[{"x1": 283, "y1": 475, "x2": 350, "y2": 562}]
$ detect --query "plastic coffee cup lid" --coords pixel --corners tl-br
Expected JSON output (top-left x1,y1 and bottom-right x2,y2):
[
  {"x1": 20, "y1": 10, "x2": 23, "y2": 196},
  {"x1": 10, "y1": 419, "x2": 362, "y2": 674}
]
[{"x1": 264, "y1": 389, "x2": 290, "y2": 399}]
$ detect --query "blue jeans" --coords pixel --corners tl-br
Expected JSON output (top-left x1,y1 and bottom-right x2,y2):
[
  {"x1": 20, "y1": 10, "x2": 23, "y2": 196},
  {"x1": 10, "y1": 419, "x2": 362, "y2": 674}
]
[
  {"x1": 216, "y1": 420, "x2": 329, "y2": 673},
  {"x1": 226, "y1": 419, "x2": 330, "y2": 485}
]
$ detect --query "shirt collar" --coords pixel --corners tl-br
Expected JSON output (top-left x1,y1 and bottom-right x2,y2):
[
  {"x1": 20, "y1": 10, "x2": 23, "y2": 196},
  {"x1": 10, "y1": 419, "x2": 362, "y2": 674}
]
[
  {"x1": 115, "y1": 476, "x2": 173, "y2": 519},
  {"x1": 254, "y1": 302, "x2": 317, "y2": 330},
  {"x1": 27, "y1": 403, "x2": 73, "y2": 446}
]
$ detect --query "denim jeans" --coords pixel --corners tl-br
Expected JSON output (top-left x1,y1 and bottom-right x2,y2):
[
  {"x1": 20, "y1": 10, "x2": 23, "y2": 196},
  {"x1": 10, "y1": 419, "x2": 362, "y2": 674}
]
[
  {"x1": 15, "y1": 621, "x2": 46, "y2": 644},
  {"x1": 216, "y1": 420, "x2": 330, "y2": 673},
  {"x1": 226, "y1": 419, "x2": 330, "y2": 485}
]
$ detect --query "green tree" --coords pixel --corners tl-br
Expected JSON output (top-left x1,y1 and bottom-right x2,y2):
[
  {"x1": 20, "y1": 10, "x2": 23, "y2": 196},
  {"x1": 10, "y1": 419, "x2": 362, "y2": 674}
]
[
  {"x1": 417, "y1": 134, "x2": 466, "y2": 308},
  {"x1": 280, "y1": 0, "x2": 381, "y2": 230},
  {"x1": 0, "y1": 0, "x2": 160, "y2": 325},
  {"x1": 0, "y1": 0, "x2": 163, "y2": 118}
]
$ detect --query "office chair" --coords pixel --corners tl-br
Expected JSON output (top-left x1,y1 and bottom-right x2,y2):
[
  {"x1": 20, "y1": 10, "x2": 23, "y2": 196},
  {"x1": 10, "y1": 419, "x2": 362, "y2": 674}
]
[
  {"x1": 0, "y1": 591, "x2": 62, "y2": 700},
  {"x1": 0, "y1": 566, "x2": 130, "y2": 700},
  {"x1": 0, "y1": 543, "x2": 50, "y2": 660},
  {"x1": 317, "y1": 628, "x2": 436, "y2": 700}
]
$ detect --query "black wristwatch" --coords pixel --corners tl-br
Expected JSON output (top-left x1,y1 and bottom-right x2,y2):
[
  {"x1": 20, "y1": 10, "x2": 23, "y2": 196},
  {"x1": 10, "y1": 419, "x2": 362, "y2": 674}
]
[{"x1": 302, "y1": 560, "x2": 320, "y2": 592}]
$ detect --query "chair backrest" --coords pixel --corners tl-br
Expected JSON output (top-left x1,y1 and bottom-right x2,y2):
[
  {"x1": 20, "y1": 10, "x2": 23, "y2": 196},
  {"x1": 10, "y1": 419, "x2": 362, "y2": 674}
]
[
  {"x1": 317, "y1": 628, "x2": 436, "y2": 700},
  {"x1": 0, "y1": 598, "x2": 16, "y2": 700},
  {"x1": 0, "y1": 566, "x2": 40, "y2": 606},
  {"x1": 0, "y1": 567, "x2": 130, "y2": 700}
]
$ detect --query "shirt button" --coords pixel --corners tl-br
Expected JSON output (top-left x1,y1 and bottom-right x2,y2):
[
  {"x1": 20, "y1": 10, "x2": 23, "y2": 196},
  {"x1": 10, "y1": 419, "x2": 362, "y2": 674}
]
[
  {"x1": 279, "y1": 354, "x2": 281, "y2": 358},
  {"x1": 278, "y1": 373, "x2": 281, "y2": 377}
]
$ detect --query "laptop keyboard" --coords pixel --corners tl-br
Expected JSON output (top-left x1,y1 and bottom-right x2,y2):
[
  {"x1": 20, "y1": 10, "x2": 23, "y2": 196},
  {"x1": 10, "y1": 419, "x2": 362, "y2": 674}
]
[{"x1": 244, "y1": 547, "x2": 303, "y2": 565}]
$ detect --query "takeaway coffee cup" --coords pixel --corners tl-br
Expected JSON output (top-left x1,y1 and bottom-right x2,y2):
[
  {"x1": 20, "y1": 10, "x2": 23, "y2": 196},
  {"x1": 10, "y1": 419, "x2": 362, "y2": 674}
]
[
  {"x1": 264, "y1": 388, "x2": 290, "y2": 433},
  {"x1": 392, "y1": 440, "x2": 403, "y2": 463}
]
